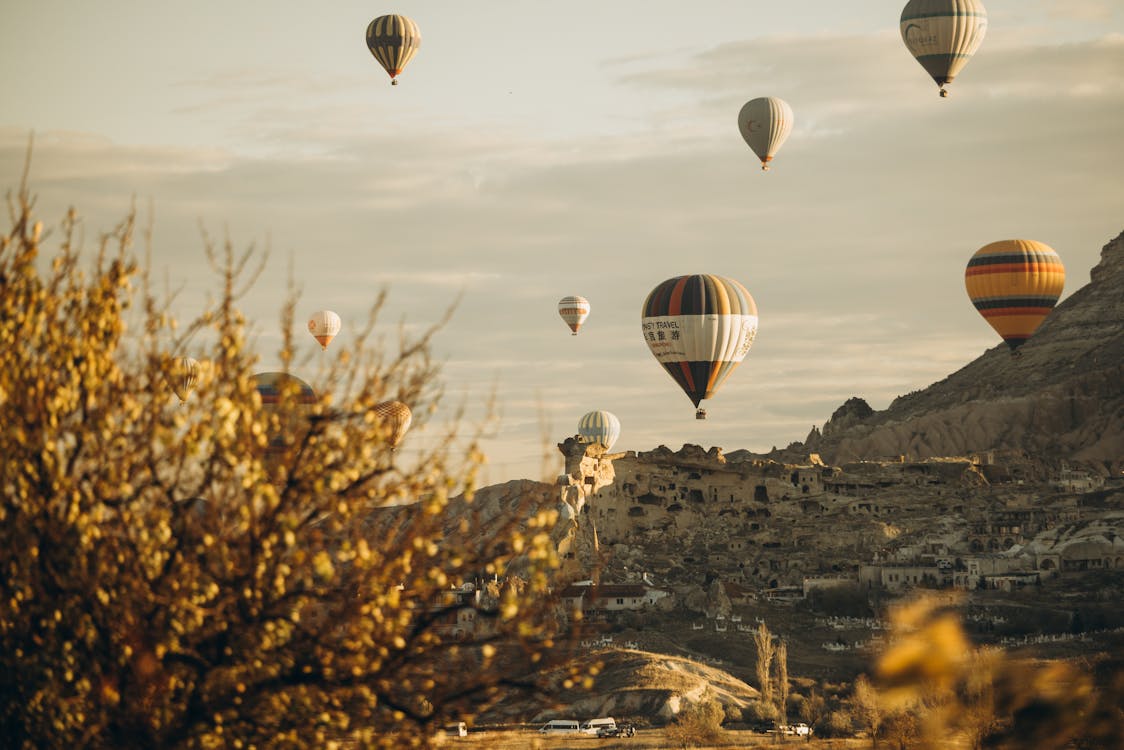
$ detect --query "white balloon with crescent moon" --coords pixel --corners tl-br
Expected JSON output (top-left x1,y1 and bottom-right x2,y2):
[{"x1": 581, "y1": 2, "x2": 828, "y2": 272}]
[{"x1": 737, "y1": 97, "x2": 793, "y2": 171}]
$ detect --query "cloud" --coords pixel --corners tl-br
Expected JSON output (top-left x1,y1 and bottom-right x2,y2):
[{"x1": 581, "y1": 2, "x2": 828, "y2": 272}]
[{"x1": 2, "y1": 23, "x2": 1120, "y2": 481}]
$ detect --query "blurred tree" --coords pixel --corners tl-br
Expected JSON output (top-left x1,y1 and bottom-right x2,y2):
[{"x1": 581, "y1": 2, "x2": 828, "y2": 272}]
[
  {"x1": 867, "y1": 594, "x2": 1122, "y2": 750},
  {"x1": 0, "y1": 175, "x2": 566, "y2": 748}
]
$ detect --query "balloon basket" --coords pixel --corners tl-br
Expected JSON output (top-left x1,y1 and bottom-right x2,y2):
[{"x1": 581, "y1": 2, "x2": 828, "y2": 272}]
[{"x1": 695, "y1": 408, "x2": 707, "y2": 420}]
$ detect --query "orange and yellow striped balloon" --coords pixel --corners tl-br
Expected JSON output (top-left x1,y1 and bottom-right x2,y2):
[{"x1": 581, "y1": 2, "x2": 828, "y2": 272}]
[
  {"x1": 965, "y1": 239, "x2": 1064, "y2": 352},
  {"x1": 365, "y1": 14, "x2": 421, "y2": 85}
]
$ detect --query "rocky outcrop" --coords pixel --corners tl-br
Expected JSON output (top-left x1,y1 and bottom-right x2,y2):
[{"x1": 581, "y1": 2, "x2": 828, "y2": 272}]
[
  {"x1": 526, "y1": 648, "x2": 759, "y2": 724},
  {"x1": 821, "y1": 397, "x2": 874, "y2": 437},
  {"x1": 800, "y1": 229, "x2": 1124, "y2": 473}
]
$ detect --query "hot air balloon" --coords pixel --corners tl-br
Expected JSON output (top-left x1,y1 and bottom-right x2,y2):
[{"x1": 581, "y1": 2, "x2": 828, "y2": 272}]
[
  {"x1": 965, "y1": 239, "x2": 1064, "y2": 354},
  {"x1": 558, "y1": 296, "x2": 591, "y2": 335},
  {"x1": 253, "y1": 372, "x2": 317, "y2": 407},
  {"x1": 308, "y1": 310, "x2": 342, "y2": 350},
  {"x1": 578, "y1": 410, "x2": 620, "y2": 451},
  {"x1": 900, "y1": 0, "x2": 988, "y2": 98},
  {"x1": 373, "y1": 400, "x2": 413, "y2": 448},
  {"x1": 641, "y1": 275, "x2": 758, "y2": 419},
  {"x1": 366, "y1": 14, "x2": 421, "y2": 86},
  {"x1": 167, "y1": 356, "x2": 200, "y2": 402},
  {"x1": 737, "y1": 97, "x2": 793, "y2": 171}
]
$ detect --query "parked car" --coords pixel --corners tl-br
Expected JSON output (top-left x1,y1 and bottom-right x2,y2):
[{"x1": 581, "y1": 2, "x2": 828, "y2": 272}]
[
  {"x1": 596, "y1": 722, "x2": 635, "y2": 738},
  {"x1": 442, "y1": 722, "x2": 467, "y2": 737},
  {"x1": 774, "y1": 723, "x2": 812, "y2": 736}
]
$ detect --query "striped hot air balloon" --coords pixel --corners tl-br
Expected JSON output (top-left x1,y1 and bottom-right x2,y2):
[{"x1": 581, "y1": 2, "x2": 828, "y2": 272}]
[
  {"x1": 167, "y1": 356, "x2": 200, "y2": 402},
  {"x1": 578, "y1": 410, "x2": 620, "y2": 451},
  {"x1": 253, "y1": 372, "x2": 316, "y2": 407},
  {"x1": 373, "y1": 400, "x2": 413, "y2": 448},
  {"x1": 366, "y1": 14, "x2": 421, "y2": 85},
  {"x1": 308, "y1": 310, "x2": 342, "y2": 351},
  {"x1": 558, "y1": 295, "x2": 591, "y2": 335},
  {"x1": 965, "y1": 240, "x2": 1064, "y2": 353},
  {"x1": 641, "y1": 275, "x2": 758, "y2": 419},
  {"x1": 737, "y1": 97, "x2": 793, "y2": 171},
  {"x1": 900, "y1": 0, "x2": 988, "y2": 97}
]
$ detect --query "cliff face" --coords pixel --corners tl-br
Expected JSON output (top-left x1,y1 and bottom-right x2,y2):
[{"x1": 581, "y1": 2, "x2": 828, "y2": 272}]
[{"x1": 801, "y1": 229, "x2": 1124, "y2": 472}]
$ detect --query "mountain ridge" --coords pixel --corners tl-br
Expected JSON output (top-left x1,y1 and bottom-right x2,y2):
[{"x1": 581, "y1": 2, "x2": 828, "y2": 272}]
[{"x1": 783, "y1": 228, "x2": 1124, "y2": 471}]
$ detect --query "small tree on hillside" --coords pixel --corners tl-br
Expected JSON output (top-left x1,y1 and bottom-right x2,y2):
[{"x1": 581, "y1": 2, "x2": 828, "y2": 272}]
[
  {"x1": 851, "y1": 675, "x2": 885, "y2": 750},
  {"x1": 0, "y1": 178, "x2": 568, "y2": 748},
  {"x1": 774, "y1": 639, "x2": 790, "y2": 731},
  {"x1": 664, "y1": 695, "x2": 724, "y2": 749},
  {"x1": 754, "y1": 620, "x2": 775, "y2": 708}
]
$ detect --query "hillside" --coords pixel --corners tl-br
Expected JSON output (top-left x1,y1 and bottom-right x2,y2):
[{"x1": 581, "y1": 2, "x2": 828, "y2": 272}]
[{"x1": 791, "y1": 229, "x2": 1124, "y2": 470}]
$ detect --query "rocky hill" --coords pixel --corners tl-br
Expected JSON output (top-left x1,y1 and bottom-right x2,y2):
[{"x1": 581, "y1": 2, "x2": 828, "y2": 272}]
[
  {"x1": 502, "y1": 647, "x2": 760, "y2": 725},
  {"x1": 792, "y1": 229, "x2": 1124, "y2": 472}
]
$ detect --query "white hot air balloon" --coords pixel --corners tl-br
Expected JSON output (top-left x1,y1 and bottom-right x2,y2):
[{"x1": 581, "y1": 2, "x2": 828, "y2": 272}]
[
  {"x1": 577, "y1": 410, "x2": 620, "y2": 451},
  {"x1": 558, "y1": 296, "x2": 591, "y2": 335},
  {"x1": 308, "y1": 310, "x2": 342, "y2": 350},
  {"x1": 737, "y1": 97, "x2": 793, "y2": 171},
  {"x1": 900, "y1": 0, "x2": 988, "y2": 97}
]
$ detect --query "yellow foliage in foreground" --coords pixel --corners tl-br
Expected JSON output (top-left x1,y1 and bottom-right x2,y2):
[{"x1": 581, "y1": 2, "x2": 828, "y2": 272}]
[{"x1": 0, "y1": 180, "x2": 567, "y2": 748}]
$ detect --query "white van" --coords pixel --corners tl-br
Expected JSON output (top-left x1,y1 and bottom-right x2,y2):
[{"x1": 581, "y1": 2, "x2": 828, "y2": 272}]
[
  {"x1": 580, "y1": 717, "x2": 617, "y2": 735},
  {"x1": 538, "y1": 719, "x2": 581, "y2": 734}
]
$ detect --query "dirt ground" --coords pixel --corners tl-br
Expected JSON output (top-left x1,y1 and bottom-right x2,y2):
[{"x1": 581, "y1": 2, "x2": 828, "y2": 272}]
[{"x1": 438, "y1": 728, "x2": 873, "y2": 749}]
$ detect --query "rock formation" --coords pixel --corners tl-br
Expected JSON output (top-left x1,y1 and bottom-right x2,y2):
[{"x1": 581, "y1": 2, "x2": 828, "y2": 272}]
[{"x1": 797, "y1": 229, "x2": 1124, "y2": 473}]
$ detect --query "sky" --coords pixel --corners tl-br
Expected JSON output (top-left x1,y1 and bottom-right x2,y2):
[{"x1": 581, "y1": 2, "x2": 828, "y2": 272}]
[{"x1": 1, "y1": 1, "x2": 1122, "y2": 485}]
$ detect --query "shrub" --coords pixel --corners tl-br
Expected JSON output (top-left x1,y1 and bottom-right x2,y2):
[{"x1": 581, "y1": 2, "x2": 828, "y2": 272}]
[{"x1": 0, "y1": 181, "x2": 567, "y2": 748}]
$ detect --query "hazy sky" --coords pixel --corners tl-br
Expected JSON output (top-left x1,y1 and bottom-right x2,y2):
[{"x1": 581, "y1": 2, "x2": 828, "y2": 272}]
[{"x1": 2, "y1": 1, "x2": 1122, "y2": 484}]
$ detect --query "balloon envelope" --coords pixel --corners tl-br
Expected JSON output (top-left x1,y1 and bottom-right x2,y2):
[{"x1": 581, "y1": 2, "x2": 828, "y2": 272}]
[
  {"x1": 167, "y1": 357, "x2": 199, "y2": 402},
  {"x1": 558, "y1": 295, "x2": 591, "y2": 335},
  {"x1": 308, "y1": 310, "x2": 342, "y2": 350},
  {"x1": 372, "y1": 400, "x2": 413, "y2": 447},
  {"x1": 900, "y1": 0, "x2": 988, "y2": 96},
  {"x1": 366, "y1": 14, "x2": 421, "y2": 84},
  {"x1": 737, "y1": 97, "x2": 793, "y2": 170},
  {"x1": 965, "y1": 239, "x2": 1064, "y2": 351},
  {"x1": 253, "y1": 372, "x2": 316, "y2": 407},
  {"x1": 641, "y1": 275, "x2": 758, "y2": 411},
  {"x1": 578, "y1": 410, "x2": 620, "y2": 451}
]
